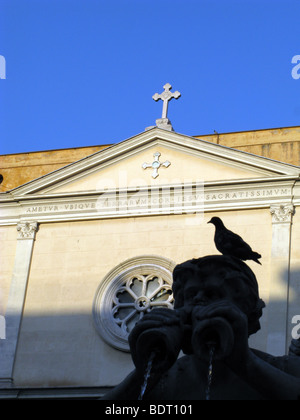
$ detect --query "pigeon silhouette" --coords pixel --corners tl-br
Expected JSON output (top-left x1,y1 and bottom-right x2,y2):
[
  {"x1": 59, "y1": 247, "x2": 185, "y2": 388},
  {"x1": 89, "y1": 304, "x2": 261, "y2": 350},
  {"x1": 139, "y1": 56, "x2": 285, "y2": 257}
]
[{"x1": 208, "y1": 217, "x2": 262, "y2": 265}]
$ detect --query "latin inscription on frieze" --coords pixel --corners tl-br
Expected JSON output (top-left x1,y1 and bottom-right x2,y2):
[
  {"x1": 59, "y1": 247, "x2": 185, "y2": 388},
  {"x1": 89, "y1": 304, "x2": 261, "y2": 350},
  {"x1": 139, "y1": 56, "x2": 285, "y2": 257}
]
[
  {"x1": 25, "y1": 202, "x2": 97, "y2": 213},
  {"x1": 23, "y1": 187, "x2": 290, "y2": 216}
]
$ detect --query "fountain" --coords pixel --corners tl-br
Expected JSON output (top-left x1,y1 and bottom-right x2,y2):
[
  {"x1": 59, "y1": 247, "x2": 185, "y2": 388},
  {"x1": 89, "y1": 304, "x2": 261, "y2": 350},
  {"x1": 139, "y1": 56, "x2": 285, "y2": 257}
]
[{"x1": 103, "y1": 255, "x2": 300, "y2": 400}]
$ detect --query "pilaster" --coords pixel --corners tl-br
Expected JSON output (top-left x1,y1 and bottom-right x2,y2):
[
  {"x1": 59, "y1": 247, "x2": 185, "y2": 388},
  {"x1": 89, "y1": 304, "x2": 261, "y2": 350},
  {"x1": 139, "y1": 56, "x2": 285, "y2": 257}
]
[
  {"x1": 266, "y1": 205, "x2": 294, "y2": 355},
  {"x1": 0, "y1": 221, "x2": 38, "y2": 387}
]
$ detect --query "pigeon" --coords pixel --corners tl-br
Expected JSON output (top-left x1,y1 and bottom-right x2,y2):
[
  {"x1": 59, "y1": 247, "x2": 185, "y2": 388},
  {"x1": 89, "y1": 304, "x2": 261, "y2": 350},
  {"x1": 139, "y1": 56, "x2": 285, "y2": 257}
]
[{"x1": 208, "y1": 217, "x2": 262, "y2": 265}]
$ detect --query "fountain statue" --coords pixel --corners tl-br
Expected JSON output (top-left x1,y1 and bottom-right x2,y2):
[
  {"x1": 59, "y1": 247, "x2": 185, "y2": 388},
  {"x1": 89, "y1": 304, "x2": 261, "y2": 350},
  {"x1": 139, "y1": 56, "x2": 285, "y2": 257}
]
[{"x1": 103, "y1": 255, "x2": 300, "y2": 400}]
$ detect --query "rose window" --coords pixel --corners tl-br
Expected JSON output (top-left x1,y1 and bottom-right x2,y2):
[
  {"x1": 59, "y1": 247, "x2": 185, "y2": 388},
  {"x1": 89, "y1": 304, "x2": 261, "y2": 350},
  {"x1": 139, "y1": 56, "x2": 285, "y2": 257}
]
[
  {"x1": 113, "y1": 274, "x2": 173, "y2": 336},
  {"x1": 93, "y1": 256, "x2": 175, "y2": 352}
]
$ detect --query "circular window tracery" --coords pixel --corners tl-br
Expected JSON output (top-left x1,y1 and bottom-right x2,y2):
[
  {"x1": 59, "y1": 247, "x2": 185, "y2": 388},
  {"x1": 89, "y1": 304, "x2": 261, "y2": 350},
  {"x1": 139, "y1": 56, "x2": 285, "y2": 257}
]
[{"x1": 93, "y1": 256, "x2": 176, "y2": 352}]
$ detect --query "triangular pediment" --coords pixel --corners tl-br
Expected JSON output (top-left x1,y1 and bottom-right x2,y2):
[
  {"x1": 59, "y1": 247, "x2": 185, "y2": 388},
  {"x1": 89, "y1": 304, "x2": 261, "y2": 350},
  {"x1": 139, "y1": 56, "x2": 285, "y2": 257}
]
[{"x1": 8, "y1": 128, "x2": 300, "y2": 197}]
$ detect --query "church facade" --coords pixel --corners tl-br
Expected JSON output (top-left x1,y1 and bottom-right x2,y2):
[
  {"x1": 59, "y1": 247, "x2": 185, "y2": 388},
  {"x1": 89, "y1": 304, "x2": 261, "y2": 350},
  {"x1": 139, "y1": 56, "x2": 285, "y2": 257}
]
[{"x1": 0, "y1": 125, "x2": 300, "y2": 398}]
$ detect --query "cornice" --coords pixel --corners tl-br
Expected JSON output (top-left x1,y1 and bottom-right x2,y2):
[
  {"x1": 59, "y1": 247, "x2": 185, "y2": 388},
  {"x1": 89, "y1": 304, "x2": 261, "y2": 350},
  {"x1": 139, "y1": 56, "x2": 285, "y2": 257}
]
[{"x1": 0, "y1": 174, "x2": 297, "y2": 202}]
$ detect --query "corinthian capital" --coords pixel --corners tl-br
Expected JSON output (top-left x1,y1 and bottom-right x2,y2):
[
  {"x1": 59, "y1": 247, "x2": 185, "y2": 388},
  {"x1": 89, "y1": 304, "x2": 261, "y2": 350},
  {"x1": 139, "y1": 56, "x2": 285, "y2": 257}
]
[
  {"x1": 270, "y1": 204, "x2": 295, "y2": 224},
  {"x1": 17, "y1": 221, "x2": 39, "y2": 239}
]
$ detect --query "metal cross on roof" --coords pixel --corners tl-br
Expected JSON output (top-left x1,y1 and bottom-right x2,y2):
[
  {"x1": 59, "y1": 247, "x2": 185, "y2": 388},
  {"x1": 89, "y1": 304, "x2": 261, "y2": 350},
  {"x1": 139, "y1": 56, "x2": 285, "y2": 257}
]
[
  {"x1": 142, "y1": 152, "x2": 171, "y2": 179},
  {"x1": 152, "y1": 83, "x2": 181, "y2": 120}
]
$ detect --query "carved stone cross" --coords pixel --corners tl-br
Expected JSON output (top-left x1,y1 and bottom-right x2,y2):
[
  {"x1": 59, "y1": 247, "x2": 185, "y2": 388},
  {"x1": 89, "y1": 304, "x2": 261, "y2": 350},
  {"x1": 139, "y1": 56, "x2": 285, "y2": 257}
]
[
  {"x1": 142, "y1": 152, "x2": 171, "y2": 179},
  {"x1": 152, "y1": 83, "x2": 181, "y2": 119}
]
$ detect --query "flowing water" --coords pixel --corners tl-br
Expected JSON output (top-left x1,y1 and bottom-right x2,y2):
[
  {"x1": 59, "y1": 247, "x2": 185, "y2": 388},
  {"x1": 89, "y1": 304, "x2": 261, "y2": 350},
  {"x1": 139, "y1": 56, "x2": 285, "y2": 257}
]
[
  {"x1": 205, "y1": 346, "x2": 215, "y2": 400},
  {"x1": 138, "y1": 351, "x2": 156, "y2": 400},
  {"x1": 138, "y1": 346, "x2": 215, "y2": 400}
]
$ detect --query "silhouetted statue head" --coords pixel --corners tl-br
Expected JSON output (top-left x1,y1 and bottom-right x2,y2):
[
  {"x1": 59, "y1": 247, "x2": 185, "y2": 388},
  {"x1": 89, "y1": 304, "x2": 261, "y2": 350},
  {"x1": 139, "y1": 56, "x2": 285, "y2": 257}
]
[{"x1": 172, "y1": 255, "x2": 265, "y2": 336}]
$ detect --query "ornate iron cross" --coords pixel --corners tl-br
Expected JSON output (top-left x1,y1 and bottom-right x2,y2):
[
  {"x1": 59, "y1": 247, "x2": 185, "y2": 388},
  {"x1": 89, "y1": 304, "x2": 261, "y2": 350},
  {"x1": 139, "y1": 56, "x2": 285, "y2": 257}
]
[
  {"x1": 152, "y1": 83, "x2": 181, "y2": 119},
  {"x1": 142, "y1": 152, "x2": 171, "y2": 179}
]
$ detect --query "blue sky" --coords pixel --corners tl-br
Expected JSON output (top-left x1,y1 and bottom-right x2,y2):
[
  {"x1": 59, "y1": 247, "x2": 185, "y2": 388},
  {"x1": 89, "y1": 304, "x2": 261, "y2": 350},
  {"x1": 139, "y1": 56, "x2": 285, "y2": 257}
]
[{"x1": 0, "y1": 0, "x2": 300, "y2": 155}]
